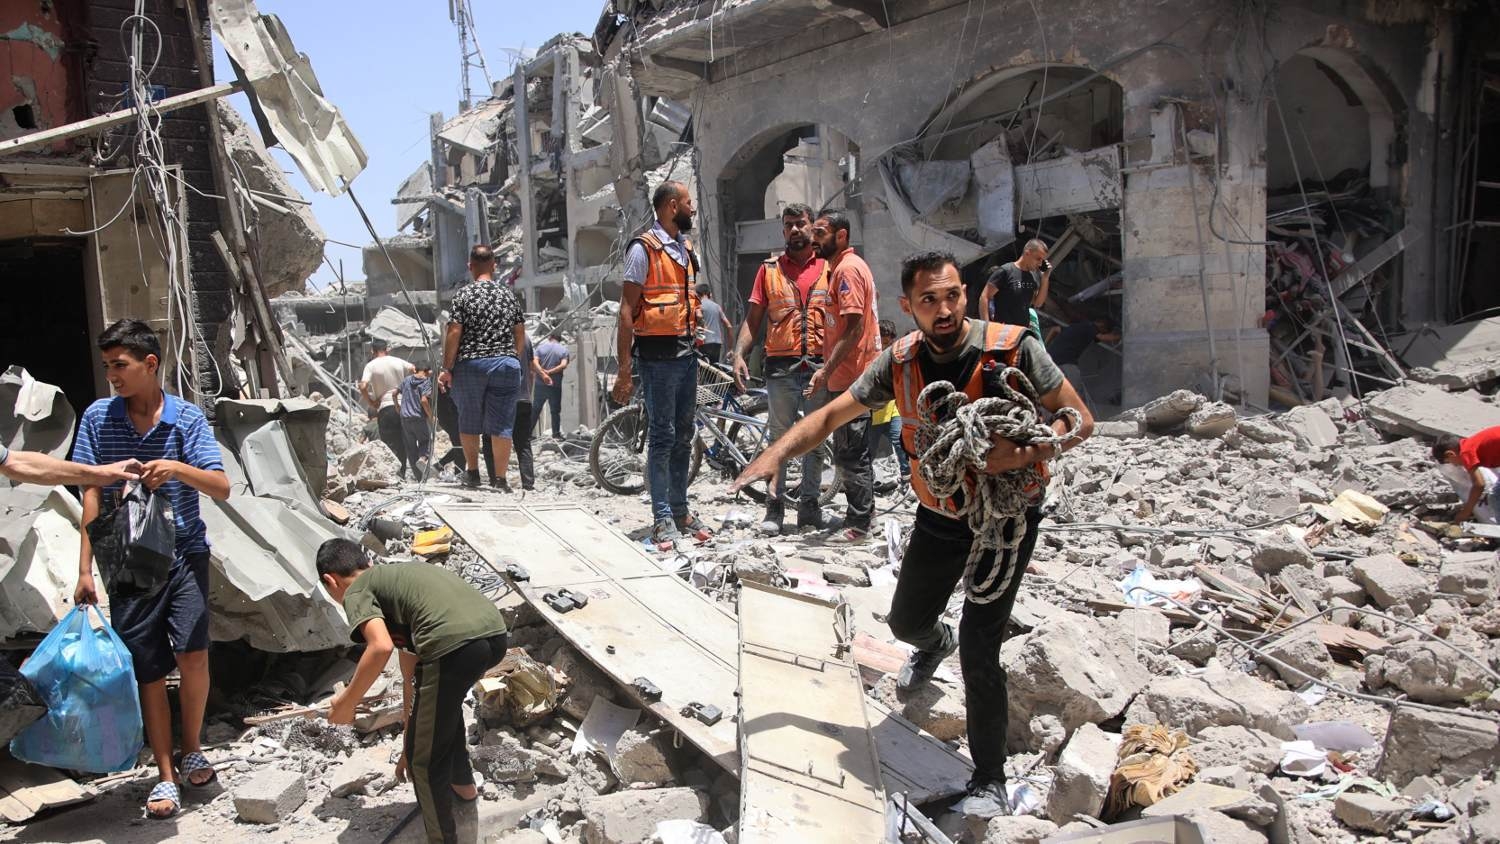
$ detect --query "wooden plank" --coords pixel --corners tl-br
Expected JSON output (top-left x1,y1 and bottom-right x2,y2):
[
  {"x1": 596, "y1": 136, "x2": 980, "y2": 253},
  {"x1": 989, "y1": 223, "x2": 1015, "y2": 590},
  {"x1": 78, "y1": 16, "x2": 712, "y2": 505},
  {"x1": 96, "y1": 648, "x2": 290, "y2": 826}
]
[
  {"x1": 738, "y1": 583, "x2": 886, "y2": 843},
  {"x1": 0, "y1": 82, "x2": 242, "y2": 157},
  {"x1": 436, "y1": 503, "x2": 973, "y2": 802},
  {"x1": 0, "y1": 755, "x2": 90, "y2": 822}
]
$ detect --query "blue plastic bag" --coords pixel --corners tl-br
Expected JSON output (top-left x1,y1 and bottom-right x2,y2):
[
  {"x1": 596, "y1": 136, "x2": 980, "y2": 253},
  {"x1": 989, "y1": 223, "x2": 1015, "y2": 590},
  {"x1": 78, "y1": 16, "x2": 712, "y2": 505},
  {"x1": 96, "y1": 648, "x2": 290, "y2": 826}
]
[{"x1": 10, "y1": 605, "x2": 143, "y2": 773}]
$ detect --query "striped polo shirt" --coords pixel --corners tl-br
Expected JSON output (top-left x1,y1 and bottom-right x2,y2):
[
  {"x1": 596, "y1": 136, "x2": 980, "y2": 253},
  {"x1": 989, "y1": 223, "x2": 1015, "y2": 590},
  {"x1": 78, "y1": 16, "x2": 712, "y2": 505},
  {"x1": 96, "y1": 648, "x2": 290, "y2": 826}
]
[{"x1": 71, "y1": 392, "x2": 224, "y2": 558}]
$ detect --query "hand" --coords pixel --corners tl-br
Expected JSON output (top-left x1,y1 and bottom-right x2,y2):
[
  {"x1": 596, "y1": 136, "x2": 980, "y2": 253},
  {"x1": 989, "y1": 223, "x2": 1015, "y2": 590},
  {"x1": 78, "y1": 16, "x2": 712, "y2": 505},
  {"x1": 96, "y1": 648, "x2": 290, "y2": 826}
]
[
  {"x1": 437, "y1": 370, "x2": 453, "y2": 391},
  {"x1": 100, "y1": 459, "x2": 143, "y2": 484},
  {"x1": 327, "y1": 691, "x2": 357, "y2": 726},
  {"x1": 139, "y1": 459, "x2": 180, "y2": 490},
  {"x1": 984, "y1": 436, "x2": 1047, "y2": 474},
  {"x1": 803, "y1": 367, "x2": 827, "y2": 398},
  {"x1": 74, "y1": 574, "x2": 98, "y2": 606},
  {"x1": 541, "y1": 373, "x2": 553, "y2": 386},
  {"x1": 1456, "y1": 507, "x2": 1476, "y2": 524},
  {"x1": 733, "y1": 356, "x2": 749, "y2": 392},
  {"x1": 730, "y1": 450, "x2": 779, "y2": 495},
  {"x1": 611, "y1": 366, "x2": 634, "y2": 404},
  {"x1": 393, "y1": 751, "x2": 408, "y2": 783}
]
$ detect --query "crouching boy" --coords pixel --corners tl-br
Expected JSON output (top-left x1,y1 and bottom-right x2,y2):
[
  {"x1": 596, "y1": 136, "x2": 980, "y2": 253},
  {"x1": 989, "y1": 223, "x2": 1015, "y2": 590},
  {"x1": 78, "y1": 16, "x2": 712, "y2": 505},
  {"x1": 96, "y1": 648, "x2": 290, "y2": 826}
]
[{"x1": 316, "y1": 539, "x2": 508, "y2": 844}]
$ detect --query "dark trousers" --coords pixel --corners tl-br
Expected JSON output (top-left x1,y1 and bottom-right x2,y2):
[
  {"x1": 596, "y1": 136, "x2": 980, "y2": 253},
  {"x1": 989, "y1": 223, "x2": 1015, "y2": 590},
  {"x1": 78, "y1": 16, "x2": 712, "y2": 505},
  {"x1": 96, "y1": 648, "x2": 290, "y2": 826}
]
[
  {"x1": 377, "y1": 406, "x2": 409, "y2": 472},
  {"x1": 532, "y1": 380, "x2": 564, "y2": 438},
  {"x1": 407, "y1": 634, "x2": 508, "y2": 843},
  {"x1": 699, "y1": 343, "x2": 723, "y2": 363},
  {"x1": 513, "y1": 401, "x2": 535, "y2": 489},
  {"x1": 401, "y1": 416, "x2": 432, "y2": 466},
  {"x1": 827, "y1": 390, "x2": 874, "y2": 530},
  {"x1": 436, "y1": 438, "x2": 499, "y2": 482},
  {"x1": 886, "y1": 506, "x2": 1042, "y2": 785}
]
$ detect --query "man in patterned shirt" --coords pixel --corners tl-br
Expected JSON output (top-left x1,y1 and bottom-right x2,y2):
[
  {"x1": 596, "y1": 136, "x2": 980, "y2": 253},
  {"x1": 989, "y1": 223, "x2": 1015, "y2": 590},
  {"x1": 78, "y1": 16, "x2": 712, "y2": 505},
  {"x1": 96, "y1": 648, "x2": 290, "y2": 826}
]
[
  {"x1": 71, "y1": 319, "x2": 230, "y2": 819},
  {"x1": 438, "y1": 245, "x2": 529, "y2": 491}
]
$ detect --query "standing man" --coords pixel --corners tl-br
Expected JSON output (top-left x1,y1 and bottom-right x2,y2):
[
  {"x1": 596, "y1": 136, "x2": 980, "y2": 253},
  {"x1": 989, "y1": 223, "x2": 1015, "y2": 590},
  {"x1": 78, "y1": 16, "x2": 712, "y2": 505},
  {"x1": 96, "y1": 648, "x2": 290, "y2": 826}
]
[
  {"x1": 979, "y1": 239, "x2": 1052, "y2": 340},
  {"x1": 438, "y1": 245, "x2": 528, "y2": 491},
  {"x1": 732, "y1": 202, "x2": 830, "y2": 534},
  {"x1": 532, "y1": 332, "x2": 570, "y2": 439},
  {"x1": 513, "y1": 337, "x2": 551, "y2": 491},
  {"x1": 72, "y1": 319, "x2": 232, "y2": 819},
  {"x1": 866, "y1": 319, "x2": 910, "y2": 490},
  {"x1": 695, "y1": 283, "x2": 734, "y2": 363},
  {"x1": 611, "y1": 180, "x2": 709, "y2": 550},
  {"x1": 397, "y1": 364, "x2": 435, "y2": 480},
  {"x1": 733, "y1": 252, "x2": 1093, "y2": 819},
  {"x1": 317, "y1": 538, "x2": 508, "y2": 844},
  {"x1": 806, "y1": 209, "x2": 880, "y2": 541},
  {"x1": 359, "y1": 339, "x2": 415, "y2": 479}
]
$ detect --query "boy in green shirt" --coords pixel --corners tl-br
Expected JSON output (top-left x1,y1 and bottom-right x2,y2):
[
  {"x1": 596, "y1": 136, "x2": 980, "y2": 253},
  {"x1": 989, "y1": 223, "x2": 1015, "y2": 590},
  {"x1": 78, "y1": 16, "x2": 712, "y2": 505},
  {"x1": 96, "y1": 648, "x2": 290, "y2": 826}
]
[{"x1": 316, "y1": 539, "x2": 508, "y2": 844}]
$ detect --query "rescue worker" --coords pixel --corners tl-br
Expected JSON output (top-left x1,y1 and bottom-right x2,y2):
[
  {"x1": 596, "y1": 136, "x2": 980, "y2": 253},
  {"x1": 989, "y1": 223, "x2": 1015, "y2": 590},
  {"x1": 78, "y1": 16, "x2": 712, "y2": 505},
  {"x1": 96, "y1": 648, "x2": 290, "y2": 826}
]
[
  {"x1": 732, "y1": 251, "x2": 1094, "y2": 818},
  {"x1": 731, "y1": 202, "x2": 831, "y2": 533},
  {"x1": 611, "y1": 181, "x2": 710, "y2": 550}
]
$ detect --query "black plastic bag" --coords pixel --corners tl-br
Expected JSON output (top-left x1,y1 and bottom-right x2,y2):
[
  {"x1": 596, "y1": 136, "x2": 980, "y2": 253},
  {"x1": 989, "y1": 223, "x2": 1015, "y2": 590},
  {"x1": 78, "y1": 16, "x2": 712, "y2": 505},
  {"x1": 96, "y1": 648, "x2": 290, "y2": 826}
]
[
  {"x1": 0, "y1": 657, "x2": 46, "y2": 746},
  {"x1": 86, "y1": 484, "x2": 175, "y2": 598}
]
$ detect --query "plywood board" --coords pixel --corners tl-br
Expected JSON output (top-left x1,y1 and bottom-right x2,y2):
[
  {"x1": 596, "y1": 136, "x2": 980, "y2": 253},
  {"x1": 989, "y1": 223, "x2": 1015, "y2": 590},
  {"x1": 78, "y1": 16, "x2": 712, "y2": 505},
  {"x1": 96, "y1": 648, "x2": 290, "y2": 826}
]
[
  {"x1": 435, "y1": 502, "x2": 973, "y2": 802},
  {"x1": 0, "y1": 755, "x2": 90, "y2": 823},
  {"x1": 738, "y1": 583, "x2": 885, "y2": 843}
]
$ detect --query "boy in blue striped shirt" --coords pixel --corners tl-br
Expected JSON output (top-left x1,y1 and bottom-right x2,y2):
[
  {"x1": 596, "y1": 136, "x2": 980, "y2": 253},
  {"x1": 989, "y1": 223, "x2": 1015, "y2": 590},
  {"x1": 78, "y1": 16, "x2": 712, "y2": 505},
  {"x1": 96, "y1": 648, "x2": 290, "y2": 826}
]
[{"x1": 71, "y1": 319, "x2": 230, "y2": 819}]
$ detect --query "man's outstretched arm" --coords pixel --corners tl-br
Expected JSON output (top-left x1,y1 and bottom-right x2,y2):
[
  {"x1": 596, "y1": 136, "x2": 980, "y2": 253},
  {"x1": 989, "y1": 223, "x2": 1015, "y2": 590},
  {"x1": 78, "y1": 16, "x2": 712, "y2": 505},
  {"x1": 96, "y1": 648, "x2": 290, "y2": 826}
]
[{"x1": 1, "y1": 451, "x2": 141, "y2": 487}]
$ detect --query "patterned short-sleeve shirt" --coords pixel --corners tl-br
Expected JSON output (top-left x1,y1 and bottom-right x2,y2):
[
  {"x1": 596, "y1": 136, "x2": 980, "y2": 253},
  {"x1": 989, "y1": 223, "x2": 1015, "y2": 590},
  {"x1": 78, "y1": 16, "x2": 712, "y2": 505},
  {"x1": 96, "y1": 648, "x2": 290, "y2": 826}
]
[{"x1": 450, "y1": 279, "x2": 524, "y2": 362}]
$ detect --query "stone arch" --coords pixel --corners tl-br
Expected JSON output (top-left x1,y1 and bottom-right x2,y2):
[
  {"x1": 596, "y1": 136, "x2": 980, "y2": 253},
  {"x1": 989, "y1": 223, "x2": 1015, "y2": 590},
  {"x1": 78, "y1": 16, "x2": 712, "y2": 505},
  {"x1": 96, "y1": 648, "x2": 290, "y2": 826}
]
[{"x1": 1267, "y1": 46, "x2": 1405, "y2": 190}]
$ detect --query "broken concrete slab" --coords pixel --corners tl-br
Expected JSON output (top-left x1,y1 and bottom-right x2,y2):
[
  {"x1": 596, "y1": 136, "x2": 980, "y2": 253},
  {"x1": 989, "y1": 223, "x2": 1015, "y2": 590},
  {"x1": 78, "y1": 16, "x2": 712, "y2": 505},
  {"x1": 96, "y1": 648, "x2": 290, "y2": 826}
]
[
  {"x1": 1185, "y1": 402, "x2": 1236, "y2": 438},
  {"x1": 1350, "y1": 553, "x2": 1431, "y2": 613},
  {"x1": 1142, "y1": 390, "x2": 1204, "y2": 432},
  {"x1": 1279, "y1": 406, "x2": 1338, "y2": 449},
  {"x1": 872, "y1": 675, "x2": 966, "y2": 742},
  {"x1": 1250, "y1": 532, "x2": 1314, "y2": 575},
  {"x1": 1378, "y1": 705, "x2": 1500, "y2": 786},
  {"x1": 1261, "y1": 627, "x2": 1334, "y2": 684},
  {"x1": 1000, "y1": 615, "x2": 1150, "y2": 750},
  {"x1": 1236, "y1": 416, "x2": 1294, "y2": 445},
  {"x1": 1367, "y1": 641, "x2": 1493, "y2": 704},
  {"x1": 234, "y1": 769, "x2": 308, "y2": 824},
  {"x1": 580, "y1": 787, "x2": 707, "y2": 844},
  {"x1": 1118, "y1": 608, "x2": 1171, "y2": 649},
  {"x1": 1403, "y1": 316, "x2": 1500, "y2": 389},
  {"x1": 1366, "y1": 382, "x2": 1500, "y2": 439},
  {"x1": 613, "y1": 728, "x2": 674, "y2": 785},
  {"x1": 1123, "y1": 667, "x2": 1309, "y2": 739},
  {"x1": 1046, "y1": 723, "x2": 1121, "y2": 825},
  {"x1": 1438, "y1": 551, "x2": 1499, "y2": 606},
  {"x1": 978, "y1": 815, "x2": 1059, "y2": 844},
  {"x1": 1333, "y1": 792, "x2": 1408, "y2": 834}
]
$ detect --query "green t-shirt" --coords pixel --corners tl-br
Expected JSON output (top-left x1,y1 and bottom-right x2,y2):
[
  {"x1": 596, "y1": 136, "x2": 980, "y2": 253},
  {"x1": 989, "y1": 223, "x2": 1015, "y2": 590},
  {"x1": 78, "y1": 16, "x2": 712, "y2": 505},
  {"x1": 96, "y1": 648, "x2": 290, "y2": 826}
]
[{"x1": 341, "y1": 563, "x2": 507, "y2": 662}]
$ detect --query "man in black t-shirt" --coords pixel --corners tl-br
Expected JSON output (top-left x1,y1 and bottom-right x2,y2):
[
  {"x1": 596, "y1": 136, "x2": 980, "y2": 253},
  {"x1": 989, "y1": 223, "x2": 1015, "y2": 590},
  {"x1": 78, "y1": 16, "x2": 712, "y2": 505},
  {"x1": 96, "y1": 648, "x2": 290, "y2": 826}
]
[
  {"x1": 979, "y1": 239, "x2": 1052, "y2": 336},
  {"x1": 1045, "y1": 317, "x2": 1120, "y2": 367},
  {"x1": 731, "y1": 251, "x2": 1094, "y2": 820}
]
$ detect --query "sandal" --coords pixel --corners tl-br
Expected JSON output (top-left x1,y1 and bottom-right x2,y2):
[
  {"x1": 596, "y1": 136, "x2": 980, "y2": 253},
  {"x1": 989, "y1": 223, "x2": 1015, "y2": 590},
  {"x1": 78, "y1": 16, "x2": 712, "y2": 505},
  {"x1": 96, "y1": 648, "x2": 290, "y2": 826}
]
[
  {"x1": 175, "y1": 751, "x2": 217, "y2": 787},
  {"x1": 146, "y1": 781, "x2": 180, "y2": 819}
]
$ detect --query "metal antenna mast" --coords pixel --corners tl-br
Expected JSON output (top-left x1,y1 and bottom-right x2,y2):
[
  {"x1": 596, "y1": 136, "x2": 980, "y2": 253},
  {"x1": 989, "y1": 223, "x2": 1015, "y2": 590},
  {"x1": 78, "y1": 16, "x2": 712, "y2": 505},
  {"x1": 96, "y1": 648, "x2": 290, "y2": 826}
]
[{"x1": 450, "y1": 0, "x2": 494, "y2": 111}]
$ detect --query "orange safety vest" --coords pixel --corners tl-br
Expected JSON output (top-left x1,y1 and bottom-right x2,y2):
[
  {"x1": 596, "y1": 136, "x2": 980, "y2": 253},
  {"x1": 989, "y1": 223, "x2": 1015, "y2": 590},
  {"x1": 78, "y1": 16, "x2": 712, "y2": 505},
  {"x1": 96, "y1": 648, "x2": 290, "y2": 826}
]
[
  {"x1": 762, "y1": 256, "x2": 830, "y2": 358},
  {"x1": 630, "y1": 229, "x2": 701, "y2": 338},
  {"x1": 892, "y1": 321, "x2": 1049, "y2": 517}
]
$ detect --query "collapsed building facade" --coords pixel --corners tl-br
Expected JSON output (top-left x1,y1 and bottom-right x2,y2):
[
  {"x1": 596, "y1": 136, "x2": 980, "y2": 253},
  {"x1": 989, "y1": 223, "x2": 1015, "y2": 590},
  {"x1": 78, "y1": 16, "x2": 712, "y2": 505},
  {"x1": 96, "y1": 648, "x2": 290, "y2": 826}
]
[{"x1": 601, "y1": 0, "x2": 1498, "y2": 409}]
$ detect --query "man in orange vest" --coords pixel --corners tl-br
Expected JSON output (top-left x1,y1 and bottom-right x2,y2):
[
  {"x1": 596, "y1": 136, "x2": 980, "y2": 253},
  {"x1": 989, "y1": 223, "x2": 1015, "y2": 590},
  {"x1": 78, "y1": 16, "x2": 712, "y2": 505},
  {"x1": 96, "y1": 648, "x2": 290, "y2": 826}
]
[
  {"x1": 612, "y1": 181, "x2": 708, "y2": 551},
  {"x1": 732, "y1": 251, "x2": 1094, "y2": 819},
  {"x1": 731, "y1": 203, "x2": 831, "y2": 534}
]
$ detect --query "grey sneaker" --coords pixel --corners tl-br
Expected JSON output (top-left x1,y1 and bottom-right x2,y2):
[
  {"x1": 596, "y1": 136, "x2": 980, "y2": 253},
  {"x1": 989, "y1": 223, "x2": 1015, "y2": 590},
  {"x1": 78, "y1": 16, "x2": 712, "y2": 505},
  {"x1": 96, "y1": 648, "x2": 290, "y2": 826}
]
[
  {"x1": 956, "y1": 779, "x2": 1011, "y2": 819},
  {"x1": 896, "y1": 626, "x2": 957, "y2": 692},
  {"x1": 650, "y1": 518, "x2": 683, "y2": 551}
]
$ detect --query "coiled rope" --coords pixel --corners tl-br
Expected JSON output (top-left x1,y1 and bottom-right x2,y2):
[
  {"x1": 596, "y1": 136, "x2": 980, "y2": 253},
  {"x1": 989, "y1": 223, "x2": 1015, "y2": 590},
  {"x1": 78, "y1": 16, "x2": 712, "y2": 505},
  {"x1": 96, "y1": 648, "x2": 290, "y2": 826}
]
[{"x1": 913, "y1": 367, "x2": 1083, "y2": 603}]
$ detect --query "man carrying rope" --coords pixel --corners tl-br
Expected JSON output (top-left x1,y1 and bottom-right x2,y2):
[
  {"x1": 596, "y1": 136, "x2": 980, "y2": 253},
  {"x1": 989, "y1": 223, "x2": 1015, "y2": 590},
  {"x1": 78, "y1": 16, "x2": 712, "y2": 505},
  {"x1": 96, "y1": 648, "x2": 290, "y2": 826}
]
[{"x1": 733, "y1": 251, "x2": 1094, "y2": 818}]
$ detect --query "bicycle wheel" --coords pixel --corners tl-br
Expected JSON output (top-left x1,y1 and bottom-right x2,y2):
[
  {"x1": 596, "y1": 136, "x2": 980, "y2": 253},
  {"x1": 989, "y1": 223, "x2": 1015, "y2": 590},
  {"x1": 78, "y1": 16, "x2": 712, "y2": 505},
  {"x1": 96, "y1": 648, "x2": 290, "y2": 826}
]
[
  {"x1": 590, "y1": 404, "x2": 648, "y2": 495},
  {"x1": 722, "y1": 420, "x2": 844, "y2": 505}
]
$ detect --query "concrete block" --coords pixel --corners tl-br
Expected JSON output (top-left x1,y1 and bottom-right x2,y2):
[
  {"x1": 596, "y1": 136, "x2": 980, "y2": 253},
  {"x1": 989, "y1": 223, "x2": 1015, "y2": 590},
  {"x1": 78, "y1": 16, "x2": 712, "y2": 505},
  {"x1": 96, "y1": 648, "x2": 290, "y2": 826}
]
[
  {"x1": 581, "y1": 786, "x2": 707, "y2": 844},
  {"x1": 1378, "y1": 706, "x2": 1500, "y2": 786},
  {"x1": 1334, "y1": 792, "x2": 1408, "y2": 834},
  {"x1": 1351, "y1": 553, "x2": 1431, "y2": 613},
  {"x1": 234, "y1": 769, "x2": 308, "y2": 824},
  {"x1": 1046, "y1": 723, "x2": 1121, "y2": 824},
  {"x1": 1438, "y1": 551, "x2": 1499, "y2": 605}
]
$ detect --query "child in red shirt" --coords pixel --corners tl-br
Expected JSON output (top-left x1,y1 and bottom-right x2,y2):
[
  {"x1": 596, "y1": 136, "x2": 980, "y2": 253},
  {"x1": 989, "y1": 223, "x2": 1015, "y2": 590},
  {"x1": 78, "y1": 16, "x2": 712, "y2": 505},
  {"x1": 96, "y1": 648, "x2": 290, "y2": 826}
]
[{"x1": 1433, "y1": 427, "x2": 1500, "y2": 523}]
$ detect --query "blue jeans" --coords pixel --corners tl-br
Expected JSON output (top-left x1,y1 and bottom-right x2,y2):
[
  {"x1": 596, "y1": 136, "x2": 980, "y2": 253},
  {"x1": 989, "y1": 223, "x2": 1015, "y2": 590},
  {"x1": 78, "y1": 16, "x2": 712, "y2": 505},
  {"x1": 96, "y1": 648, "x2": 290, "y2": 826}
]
[
  {"x1": 764, "y1": 360, "x2": 824, "y2": 507},
  {"x1": 639, "y1": 355, "x2": 697, "y2": 523},
  {"x1": 532, "y1": 379, "x2": 564, "y2": 438}
]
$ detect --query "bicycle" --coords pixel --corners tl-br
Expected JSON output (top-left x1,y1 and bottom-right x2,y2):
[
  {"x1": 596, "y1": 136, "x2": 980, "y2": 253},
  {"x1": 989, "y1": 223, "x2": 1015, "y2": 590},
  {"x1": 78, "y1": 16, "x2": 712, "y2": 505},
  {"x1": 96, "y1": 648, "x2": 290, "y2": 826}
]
[{"x1": 589, "y1": 357, "x2": 843, "y2": 505}]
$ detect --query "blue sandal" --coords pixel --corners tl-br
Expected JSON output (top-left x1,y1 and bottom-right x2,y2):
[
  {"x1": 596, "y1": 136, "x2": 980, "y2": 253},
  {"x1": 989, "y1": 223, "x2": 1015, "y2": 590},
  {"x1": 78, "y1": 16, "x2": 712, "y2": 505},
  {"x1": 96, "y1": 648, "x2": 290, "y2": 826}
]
[
  {"x1": 176, "y1": 751, "x2": 217, "y2": 787},
  {"x1": 146, "y1": 781, "x2": 180, "y2": 819}
]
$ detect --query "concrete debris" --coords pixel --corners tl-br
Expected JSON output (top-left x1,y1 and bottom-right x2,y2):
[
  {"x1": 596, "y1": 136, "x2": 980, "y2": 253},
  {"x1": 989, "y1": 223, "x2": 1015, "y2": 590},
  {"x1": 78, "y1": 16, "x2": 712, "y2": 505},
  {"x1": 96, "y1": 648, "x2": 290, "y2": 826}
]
[
  {"x1": 1367, "y1": 641, "x2": 1493, "y2": 704},
  {"x1": 873, "y1": 675, "x2": 967, "y2": 742},
  {"x1": 1141, "y1": 390, "x2": 1205, "y2": 432},
  {"x1": 339, "y1": 440, "x2": 403, "y2": 491},
  {"x1": 1438, "y1": 551, "x2": 1499, "y2": 605},
  {"x1": 999, "y1": 615, "x2": 1149, "y2": 749},
  {"x1": 1047, "y1": 722, "x2": 1122, "y2": 824},
  {"x1": 1250, "y1": 531, "x2": 1314, "y2": 574},
  {"x1": 580, "y1": 786, "x2": 708, "y2": 844},
  {"x1": 1350, "y1": 553, "x2": 1432, "y2": 613},
  {"x1": 1185, "y1": 402, "x2": 1237, "y2": 438},
  {"x1": 473, "y1": 732, "x2": 544, "y2": 783},
  {"x1": 1378, "y1": 705, "x2": 1500, "y2": 786},
  {"x1": 1261, "y1": 627, "x2": 1334, "y2": 684},
  {"x1": 977, "y1": 815, "x2": 1059, "y2": 844},
  {"x1": 1280, "y1": 405, "x2": 1340, "y2": 449},
  {"x1": 1124, "y1": 665, "x2": 1310, "y2": 739},
  {"x1": 1236, "y1": 416, "x2": 1295, "y2": 445},
  {"x1": 613, "y1": 728, "x2": 675, "y2": 785},
  {"x1": 550, "y1": 647, "x2": 623, "y2": 722},
  {"x1": 1334, "y1": 792, "x2": 1409, "y2": 834},
  {"x1": 1366, "y1": 382, "x2": 1500, "y2": 439},
  {"x1": 233, "y1": 769, "x2": 308, "y2": 824}
]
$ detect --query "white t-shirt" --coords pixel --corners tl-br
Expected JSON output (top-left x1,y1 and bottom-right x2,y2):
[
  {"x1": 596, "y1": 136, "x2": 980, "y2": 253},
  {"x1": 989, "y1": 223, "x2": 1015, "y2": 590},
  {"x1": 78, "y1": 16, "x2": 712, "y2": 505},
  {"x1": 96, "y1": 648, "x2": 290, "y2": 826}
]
[{"x1": 361, "y1": 356, "x2": 412, "y2": 410}]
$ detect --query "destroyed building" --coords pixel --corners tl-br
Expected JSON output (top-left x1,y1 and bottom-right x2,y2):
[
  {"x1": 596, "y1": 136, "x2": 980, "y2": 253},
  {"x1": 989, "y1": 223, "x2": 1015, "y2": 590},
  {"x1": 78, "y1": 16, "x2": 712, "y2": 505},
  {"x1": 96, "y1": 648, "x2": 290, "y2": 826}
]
[{"x1": 605, "y1": 0, "x2": 1499, "y2": 409}]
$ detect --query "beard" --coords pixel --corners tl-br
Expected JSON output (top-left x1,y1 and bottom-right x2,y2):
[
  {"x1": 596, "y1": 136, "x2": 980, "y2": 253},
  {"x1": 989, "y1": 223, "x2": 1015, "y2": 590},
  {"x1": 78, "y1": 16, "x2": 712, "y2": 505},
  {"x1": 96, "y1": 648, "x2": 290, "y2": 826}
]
[
  {"x1": 814, "y1": 239, "x2": 837, "y2": 259},
  {"x1": 786, "y1": 234, "x2": 810, "y2": 251},
  {"x1": 674, "y1": 210, "x2": 693, "y2": 233},
  {"x1": 923, "y1": 317, "x2": 964, "y2": 351}
]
